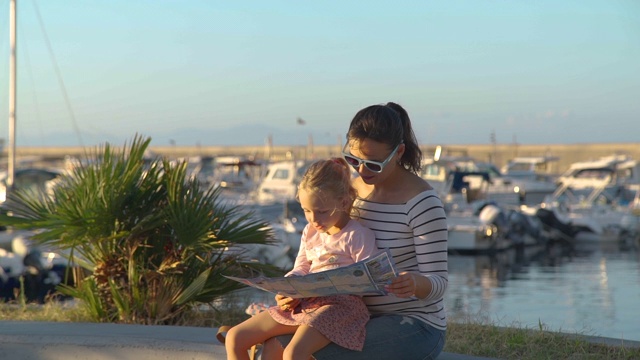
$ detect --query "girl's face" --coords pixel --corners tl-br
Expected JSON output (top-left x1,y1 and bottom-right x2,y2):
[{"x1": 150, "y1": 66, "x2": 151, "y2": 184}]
[
  {"x1": 298, "y1": 188, "x2": 348, "y2": 235},
  {"x1": 344, "y1": 138, "x2": 403, "y2": 184}
]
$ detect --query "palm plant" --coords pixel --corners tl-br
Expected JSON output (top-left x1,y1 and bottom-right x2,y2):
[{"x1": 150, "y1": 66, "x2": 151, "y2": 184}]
[{"x1": 0, "y1": 135, "x2": 282, "y2": 324}]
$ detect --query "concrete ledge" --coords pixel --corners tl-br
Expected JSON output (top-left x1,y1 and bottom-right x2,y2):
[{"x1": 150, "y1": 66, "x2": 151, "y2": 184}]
[
  {"x1": 0, "y1": 321, "x2": 225, "y2": 360},
  {"x1": 4, "y1": 321, "x2": 638, "y2": 360},
  {"x1": 0, "y1": 321, "x2": 497, "y2": 360}
]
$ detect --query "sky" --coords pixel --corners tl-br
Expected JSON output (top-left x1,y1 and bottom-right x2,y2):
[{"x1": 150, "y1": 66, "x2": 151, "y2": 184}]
[{"x1": 0, "y1": 0, "x2": 639, "y2": 148}]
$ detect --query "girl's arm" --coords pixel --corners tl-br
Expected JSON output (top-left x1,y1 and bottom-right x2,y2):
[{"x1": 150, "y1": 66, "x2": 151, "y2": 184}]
[
  {"x1": 285, "y1": 224, "x2": 312, "y2": 277},
  {"x1": 347, "y1": 225, "x2": 378, "y2": 263}
]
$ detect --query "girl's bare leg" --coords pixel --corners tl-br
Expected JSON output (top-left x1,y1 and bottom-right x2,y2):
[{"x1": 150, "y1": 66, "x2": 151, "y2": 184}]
[
  {"x1": 225, "y1": 311, "x2": 296, "y2": 360},
  {"x1": 283, "y1": 324, "x2": 331, "y2": 360}
]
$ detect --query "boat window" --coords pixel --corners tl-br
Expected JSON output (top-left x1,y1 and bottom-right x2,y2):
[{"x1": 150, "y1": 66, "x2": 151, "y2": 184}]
[
  {"x1": 534, "y1": 163, "x2": 549, "y2": 173},
  {"x1": 507, "y1": 163, "x2": 531, "y2": 172},
  {"x1": 273, "y1": 169, "x2": 290, "y2": 180},
  {"x1": 575, "y1": 169, "x2": 611, "y2": 179},
  {"x1": 615, "y1": 168, "x2": 633, "y2": 181},
  {"x1": 422, "y1": 164, "x2": 443, "y2": 178}
]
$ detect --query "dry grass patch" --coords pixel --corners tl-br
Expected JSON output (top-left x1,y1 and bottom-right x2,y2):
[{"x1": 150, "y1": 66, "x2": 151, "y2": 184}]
[{"x1": 446, "y1": 318, "x2": 640, "y2": 360}]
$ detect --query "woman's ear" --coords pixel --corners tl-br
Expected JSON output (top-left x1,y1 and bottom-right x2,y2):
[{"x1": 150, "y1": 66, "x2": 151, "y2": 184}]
[
  {"x1": 396, "y1": 143, "x2": 406, "y2": 164},
  {"x1": 398, "y1": 143, "x2": 406, "y2": 157}
]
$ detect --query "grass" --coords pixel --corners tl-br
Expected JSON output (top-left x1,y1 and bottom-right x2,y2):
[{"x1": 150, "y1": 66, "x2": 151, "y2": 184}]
[
  {"x1": 445, "y1": 316, "x2": 640, "y2": 360},
  {"x1": 1, "y1": 295, "x2": 639, "y2": 360}
]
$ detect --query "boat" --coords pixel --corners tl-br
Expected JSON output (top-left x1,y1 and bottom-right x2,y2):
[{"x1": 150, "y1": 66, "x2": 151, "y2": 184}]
[
  {"x1": 475, "y1": 161, "x2": 558, "y2": 206},
  {"x1": 205, "y1": 156, "x2": 267, "y2": 204},
  {"x1": 530, "y1": 183, "x2": 640, "y2": 244},
  {"x1": 555, "y1": 155, "x2": 640, "y2": 190},
  {"x1": 446, "y1": 200, "x2": 546, "y2": 254},
  {"x1": 498, "y1": 156, "x2": 561, "y2": 205},
  {"x1": 0, "y1": 167, "x2": 64, "y2": 204},
  {"x1": 501, "y1": 156, "x2": 560, "y2": 180},
  {"x1": 420, "y1": 147, "x2": 559, "y2": 207},
  {"x1": 420, "y1": 156, "x2": 522, "y2": 207},
  {"x1": 0, "y1": 228, "x2": 73, "y2": 303},
  {"x1": 523, "y1": 155, "x2": 640, "y2": 244},
  {"x1": 227, "y1": 200, "x2": 306, "y2": 270},
  {"x1": 254, "y1": 160, "x2": 311, "y2": 205}
]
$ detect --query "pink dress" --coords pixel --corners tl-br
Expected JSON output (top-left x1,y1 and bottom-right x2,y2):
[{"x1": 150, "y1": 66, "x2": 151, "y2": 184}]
[{"x1": 267, "y1": 219, "x2": 377, "y2": 351}]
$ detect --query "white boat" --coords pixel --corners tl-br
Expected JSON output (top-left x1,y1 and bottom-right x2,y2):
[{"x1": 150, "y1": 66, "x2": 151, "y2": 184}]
[
  {"x1": 556, "y1": 155, "x2": 640, "y2": 190},
  {"x1": 177, "y1": 155, "x2": 217, "y2": 186},
  {"x1": 446, "y1": 201, "x2": 545, "y2": 254},
  {"x1": 0, "y1": 167, "x2": 64, "y2": 204},
  {"x1": 205, "y1": 156, "x2": 267, "y2": 205},
  {"x1": 498, "y1": 156, "x2": 561, "y2": 205},
  {"x1": 421, "y1": 156, "x2": 522, "y2": 207},
  {"x1": 0, "y1": 228, "x2": 72, "y2": 303},
  {"x1": 254, "y1": 160, "x2": 311, "y2": 205},
  {"x1": 421, "y1": 147, "x2": 558, "y2": 207},
  {"x1": 446, "y1": 208, "x2": 506, "y2": 254},
  {"x1": 227, "y1": 200, "x2": 306, "y2": 270},
  {"x1": 531, "y1": 183, "x2": 640, "y2": 244},
  {"x1": 501, "y1": 156, "x2": 560, "y2": 180},
  {"x1": 525, "y1": 155, "x2": 640, "y2": 243}
]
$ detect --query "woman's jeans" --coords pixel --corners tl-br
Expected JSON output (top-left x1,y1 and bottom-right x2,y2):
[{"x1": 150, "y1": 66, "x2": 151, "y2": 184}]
[{"x1": 276, "y1": 314, "x2": 446, "y2": 360}]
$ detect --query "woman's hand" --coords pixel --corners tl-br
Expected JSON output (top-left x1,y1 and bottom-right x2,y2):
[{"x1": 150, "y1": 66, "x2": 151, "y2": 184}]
[
  {"x1": 385, "y1": 272, "x2": 418, "y2": 298},
  {"x1": 274, "y1": 294, "x2": 300, "y2": 311}
]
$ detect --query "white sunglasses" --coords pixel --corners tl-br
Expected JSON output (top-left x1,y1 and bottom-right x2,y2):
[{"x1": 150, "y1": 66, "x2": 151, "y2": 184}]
[{"x1": 341, "y1": 143, "x2": 401, "y2": 173}]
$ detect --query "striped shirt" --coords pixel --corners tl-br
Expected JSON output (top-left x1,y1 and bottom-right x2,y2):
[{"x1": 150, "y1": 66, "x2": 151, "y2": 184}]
[{"x1": 354, "y1": 189, "x2": 448, "y2": 330}]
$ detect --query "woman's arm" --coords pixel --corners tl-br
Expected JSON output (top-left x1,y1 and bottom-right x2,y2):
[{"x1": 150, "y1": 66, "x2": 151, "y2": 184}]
[{"x1": 388, "y1": 192, "x2": 448, "y2": 300}]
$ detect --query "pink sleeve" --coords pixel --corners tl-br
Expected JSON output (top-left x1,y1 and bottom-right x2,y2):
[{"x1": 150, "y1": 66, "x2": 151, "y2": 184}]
[
  {"x1": 285, "y1": 224, "x2": 312, "y2": 277},
  {"x1": 347, "y1": 226, "x2": 378, "y2": 263}
]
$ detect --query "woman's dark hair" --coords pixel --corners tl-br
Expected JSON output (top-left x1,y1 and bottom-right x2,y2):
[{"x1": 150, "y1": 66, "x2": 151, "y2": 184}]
[{"x1": 346, "y1": 102, "x2": 422, "y2": 173}]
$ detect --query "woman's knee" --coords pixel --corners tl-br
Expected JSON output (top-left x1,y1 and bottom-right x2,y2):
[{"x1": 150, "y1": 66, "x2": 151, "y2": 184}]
[
  {"x1": 283, "y1": 344, "x2": 312, "y2": 360},
  {"x1": 261, "y1": 337, "x2": 284, "y2": 360}
]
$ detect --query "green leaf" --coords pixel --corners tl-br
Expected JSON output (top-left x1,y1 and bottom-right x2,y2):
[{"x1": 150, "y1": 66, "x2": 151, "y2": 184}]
[{"x1": 175, "y1": 268, "x2": 211, "y2": 305}]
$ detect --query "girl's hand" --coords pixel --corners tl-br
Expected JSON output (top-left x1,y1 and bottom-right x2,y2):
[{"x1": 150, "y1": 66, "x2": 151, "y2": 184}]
[
  {"x1": 385, "y1": 272, "x2": 417, "y2": 298},
  {"x1": 275, "y1": 294, "x2": 300, "y2": 311}
]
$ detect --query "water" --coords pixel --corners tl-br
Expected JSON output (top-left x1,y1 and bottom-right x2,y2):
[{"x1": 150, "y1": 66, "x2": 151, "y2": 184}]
[{"x1": 446, "y1": 242, "x2": 640, "y2": 341}]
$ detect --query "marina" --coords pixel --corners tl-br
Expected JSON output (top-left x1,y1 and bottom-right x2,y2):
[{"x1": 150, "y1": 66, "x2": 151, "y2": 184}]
[{"x1": 1, "y1": 146, "x2": 640, "y2": 344}]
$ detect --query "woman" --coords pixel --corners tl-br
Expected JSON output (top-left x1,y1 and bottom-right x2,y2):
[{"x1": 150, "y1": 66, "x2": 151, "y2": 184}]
[{"x1": 264, "y1": 102, "x2": 448, "y2": 360}]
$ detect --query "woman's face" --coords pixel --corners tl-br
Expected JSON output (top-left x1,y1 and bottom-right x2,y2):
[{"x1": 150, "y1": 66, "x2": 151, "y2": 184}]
[{"x1": 344, "y1": 138, "x2": 402, "y2": 184}]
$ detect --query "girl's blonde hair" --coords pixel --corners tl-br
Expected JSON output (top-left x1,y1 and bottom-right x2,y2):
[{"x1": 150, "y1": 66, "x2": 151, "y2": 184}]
[{"x1": 298, "y1": 157, "x2": 356, "y2": 213}]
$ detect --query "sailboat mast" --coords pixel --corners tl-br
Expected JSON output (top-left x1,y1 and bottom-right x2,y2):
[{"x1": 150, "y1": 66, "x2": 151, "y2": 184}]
[{"x1": 8, "y1": 0, "x2": 17, "y2": 188}]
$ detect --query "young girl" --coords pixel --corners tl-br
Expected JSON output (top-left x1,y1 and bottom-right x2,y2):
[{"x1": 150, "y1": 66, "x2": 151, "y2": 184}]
[{"x1": 225, "y1": 157, "x2": 378, "y2": 360}]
